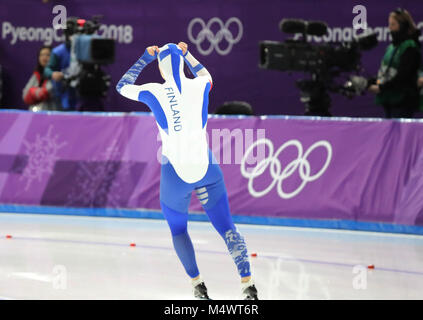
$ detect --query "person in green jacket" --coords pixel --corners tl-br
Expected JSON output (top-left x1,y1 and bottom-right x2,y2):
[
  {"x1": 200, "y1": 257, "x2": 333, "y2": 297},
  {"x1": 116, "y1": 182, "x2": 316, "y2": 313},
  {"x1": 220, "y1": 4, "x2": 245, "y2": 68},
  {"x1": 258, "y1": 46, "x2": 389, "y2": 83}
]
[{"x1": 368, "y1": 8, "x2": 421, "y2": 119}]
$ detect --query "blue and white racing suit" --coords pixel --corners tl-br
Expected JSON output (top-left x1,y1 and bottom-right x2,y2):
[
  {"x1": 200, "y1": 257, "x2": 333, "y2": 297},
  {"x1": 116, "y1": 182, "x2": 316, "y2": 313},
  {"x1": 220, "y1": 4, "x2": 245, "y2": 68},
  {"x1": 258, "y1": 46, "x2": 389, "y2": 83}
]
[{"x1": 116, "y1": 43, "x2": 251, "y2": 279}]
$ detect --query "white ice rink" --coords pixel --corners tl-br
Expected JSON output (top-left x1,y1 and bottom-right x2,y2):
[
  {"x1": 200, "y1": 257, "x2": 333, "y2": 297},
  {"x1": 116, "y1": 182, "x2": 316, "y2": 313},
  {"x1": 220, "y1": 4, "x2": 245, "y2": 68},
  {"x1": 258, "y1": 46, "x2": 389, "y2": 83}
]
[{"x1": 0, "y1": 212, "x2": 422, "y2": 300}]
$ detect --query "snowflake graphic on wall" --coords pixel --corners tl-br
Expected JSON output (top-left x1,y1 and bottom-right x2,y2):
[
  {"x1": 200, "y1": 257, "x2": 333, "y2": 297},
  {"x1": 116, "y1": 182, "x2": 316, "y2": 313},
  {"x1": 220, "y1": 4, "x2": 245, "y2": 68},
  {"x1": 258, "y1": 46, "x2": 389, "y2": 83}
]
[
  {"x1": 19, "y1": 125, "x2": 67, "y2": 191},
  {"x1": 65, "y1": 137, "x2": 137, "y2": 208},
  {"x1": 65, "y1": 160, "x2": 121, "y2": 207},
  {"x1": 100, "y1": 137, "x2": 136, "y2": 207}
]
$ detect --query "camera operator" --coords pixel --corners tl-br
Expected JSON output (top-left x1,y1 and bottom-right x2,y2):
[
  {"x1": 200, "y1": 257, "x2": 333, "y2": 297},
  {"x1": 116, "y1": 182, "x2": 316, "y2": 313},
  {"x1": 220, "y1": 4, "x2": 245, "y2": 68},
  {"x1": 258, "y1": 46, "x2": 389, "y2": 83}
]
[
  {"x1": 43, "y1": 18, "x2": 78, "y2": 111},
  {"x1": 368, "y1": 8, "x2": 421, "y2": 119}
]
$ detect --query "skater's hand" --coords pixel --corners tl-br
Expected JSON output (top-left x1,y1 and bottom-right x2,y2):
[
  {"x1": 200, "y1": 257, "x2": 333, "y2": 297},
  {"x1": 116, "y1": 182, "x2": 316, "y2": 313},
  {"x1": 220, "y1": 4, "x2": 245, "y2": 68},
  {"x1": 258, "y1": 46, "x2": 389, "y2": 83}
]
[
  {"x1": 146, "y1": 46, "x2": 159, "y2": 56},
  {"x1": 177, "y1": 42, "x2": 188, "y2": 55}
]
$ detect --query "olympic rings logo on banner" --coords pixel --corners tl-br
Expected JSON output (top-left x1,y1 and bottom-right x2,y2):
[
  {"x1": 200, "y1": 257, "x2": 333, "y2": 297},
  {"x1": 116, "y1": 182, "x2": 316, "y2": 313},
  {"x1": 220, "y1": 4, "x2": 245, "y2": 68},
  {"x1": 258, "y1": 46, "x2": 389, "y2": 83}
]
[
  {"x1": 187, "y1": 17, "x2": 243, "y2": 56},
  {"x1": 240, "y1": 138, "x2": 332, "y2": 199}
]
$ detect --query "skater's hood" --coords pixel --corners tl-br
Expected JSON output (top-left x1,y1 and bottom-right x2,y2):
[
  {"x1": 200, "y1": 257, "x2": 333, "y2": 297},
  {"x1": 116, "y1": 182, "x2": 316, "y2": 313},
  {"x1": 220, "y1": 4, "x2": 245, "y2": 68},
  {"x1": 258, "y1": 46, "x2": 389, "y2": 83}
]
[{"x1": 158, "y1": 43, "x2": 185, "y2": 93}]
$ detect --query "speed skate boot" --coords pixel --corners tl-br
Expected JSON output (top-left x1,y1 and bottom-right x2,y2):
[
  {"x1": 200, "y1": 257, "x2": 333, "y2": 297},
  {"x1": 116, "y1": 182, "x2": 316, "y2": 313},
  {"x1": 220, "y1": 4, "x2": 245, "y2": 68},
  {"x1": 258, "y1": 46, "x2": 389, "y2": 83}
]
[
  {"x1": 241, "y1": 278, "x2": 258, "y2": 300},
  {"x1": 192, "y1": 277, "x2": 211, "y2": 300}
]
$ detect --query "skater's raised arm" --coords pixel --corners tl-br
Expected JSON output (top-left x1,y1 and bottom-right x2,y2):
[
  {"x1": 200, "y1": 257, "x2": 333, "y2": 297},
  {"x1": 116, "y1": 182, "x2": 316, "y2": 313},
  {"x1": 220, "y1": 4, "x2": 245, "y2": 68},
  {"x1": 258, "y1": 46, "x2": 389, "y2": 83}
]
[
  {"x1": 116, "y1": 46, "x2": 159, "y2": 101},
  {"x1": 178, "y1": 42, "x2": 213, "y2": 86}
]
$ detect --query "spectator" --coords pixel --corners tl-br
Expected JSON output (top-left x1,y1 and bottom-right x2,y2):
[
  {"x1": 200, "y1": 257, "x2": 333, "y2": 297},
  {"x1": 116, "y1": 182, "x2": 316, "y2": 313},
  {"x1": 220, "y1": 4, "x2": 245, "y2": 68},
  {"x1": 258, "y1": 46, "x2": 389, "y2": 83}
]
[
  {"x1": 368, "y1": 8, "x2": 421, "y2": 118},
  {"x1": 22, "y1": 45, "x2": 58, "y2": 112}
]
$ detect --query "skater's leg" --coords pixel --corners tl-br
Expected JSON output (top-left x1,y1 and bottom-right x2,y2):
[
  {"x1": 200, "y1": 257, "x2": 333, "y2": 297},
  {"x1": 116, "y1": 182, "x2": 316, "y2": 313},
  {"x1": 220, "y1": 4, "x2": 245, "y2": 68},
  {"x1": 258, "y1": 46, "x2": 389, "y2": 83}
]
[
  {"x1": 160, "y1": 156, "x2": 200, "y2": 279},
  {"x1": 198, "y1": 177, "x2": 258, "y2": 298},
  {"x1": 203, "y1": 188, "x2": 251, "y2": 279},
  {"x1": 196, "y1": 169, "x2": 251, "y2": 279},
  {"x1": 160, "y1": 200, "x2": 200, "y2": 279}
]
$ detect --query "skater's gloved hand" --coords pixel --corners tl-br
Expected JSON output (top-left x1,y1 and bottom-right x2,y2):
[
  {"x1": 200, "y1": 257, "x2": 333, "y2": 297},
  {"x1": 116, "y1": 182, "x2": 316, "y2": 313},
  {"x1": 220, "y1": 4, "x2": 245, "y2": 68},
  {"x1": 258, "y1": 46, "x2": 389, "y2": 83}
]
[
  {"x1": 146, "y1": 46, "x2": 160, "y2": 56},
  {"x1": 177, "y1": 42, "x2": 188, "y2": 56},
  {"x1": 140, "y1": 46, "x2": 159, "y2": 64}
]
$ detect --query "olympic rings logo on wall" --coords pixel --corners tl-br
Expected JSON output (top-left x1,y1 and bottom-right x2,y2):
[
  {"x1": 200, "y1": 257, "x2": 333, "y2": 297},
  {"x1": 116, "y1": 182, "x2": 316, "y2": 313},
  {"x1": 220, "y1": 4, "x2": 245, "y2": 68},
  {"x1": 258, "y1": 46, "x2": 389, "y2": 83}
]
[
  {"x1": 187, "y1": 17, "x2": 243, "y2": 55},
  {"x1": 240, "y1": 138, "x2": 333, "y2": 199}
]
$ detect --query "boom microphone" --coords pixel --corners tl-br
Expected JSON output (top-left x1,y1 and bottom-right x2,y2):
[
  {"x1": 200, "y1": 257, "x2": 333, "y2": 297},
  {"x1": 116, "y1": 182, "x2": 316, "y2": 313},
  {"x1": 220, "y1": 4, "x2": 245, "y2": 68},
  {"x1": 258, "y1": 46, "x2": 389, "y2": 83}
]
[
  {"x1": 280, "y1": 19, "x2": 327, "y2": 36},
  {"x1": 306, "y1": 21, "x2": 328, "y2": 36},
  {"x1": 280, "y1": 19, "x2": 306, "y2": 34}
]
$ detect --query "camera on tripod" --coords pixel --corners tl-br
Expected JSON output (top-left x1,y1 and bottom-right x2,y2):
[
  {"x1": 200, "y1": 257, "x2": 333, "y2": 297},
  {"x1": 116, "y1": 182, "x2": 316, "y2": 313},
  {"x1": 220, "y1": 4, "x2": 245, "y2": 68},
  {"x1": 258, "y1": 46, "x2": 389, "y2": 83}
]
[
  {"x1": 63, "y1": 16, "x2": 115, "y2": 104},
  {"x1": 259, "y1": 19, "x2": 378, "y2": 116}
]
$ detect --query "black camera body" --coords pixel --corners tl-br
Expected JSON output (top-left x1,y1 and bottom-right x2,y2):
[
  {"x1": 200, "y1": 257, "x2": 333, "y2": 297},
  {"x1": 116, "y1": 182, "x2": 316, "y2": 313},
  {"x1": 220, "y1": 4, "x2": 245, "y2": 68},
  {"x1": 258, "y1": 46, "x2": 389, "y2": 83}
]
[
  {"x1": 260, "y1": 35, "x2": 376, "y2": 74},
  {"x1": 259, "y1": 19, "x2": 378, "y2": 116}
]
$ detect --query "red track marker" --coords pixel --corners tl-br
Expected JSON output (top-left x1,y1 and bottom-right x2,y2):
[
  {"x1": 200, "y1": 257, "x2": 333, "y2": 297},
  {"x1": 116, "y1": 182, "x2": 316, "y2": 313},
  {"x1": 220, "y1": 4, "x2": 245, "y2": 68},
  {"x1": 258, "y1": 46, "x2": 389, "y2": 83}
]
[
  {"x1": 251, "y1": 253, "x2": 257, "y2": 257},
  {"x1": 130, "y1": 243, "x2": 136, "y2": 247},
  {"x1": 367, "y1": 264, "x2": 375, "y2": 269},
  {"x1": 6, "y1": 235, "x2": 12, "y2": 239}
]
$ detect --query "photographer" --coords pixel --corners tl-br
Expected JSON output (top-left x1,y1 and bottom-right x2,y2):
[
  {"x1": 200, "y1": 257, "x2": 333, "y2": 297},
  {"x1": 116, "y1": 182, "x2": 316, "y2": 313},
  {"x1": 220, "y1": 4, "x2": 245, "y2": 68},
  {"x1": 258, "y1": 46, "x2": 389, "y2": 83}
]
[
  {"x1": 369, "y1": 8, "x2": 421, "y2": 119},
  {"x1": 43, "y1": 19, "x2": 78, "y2": 111},
  {"x1": 23, "y1": 45, "x2": 57, "y2": 111}
]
